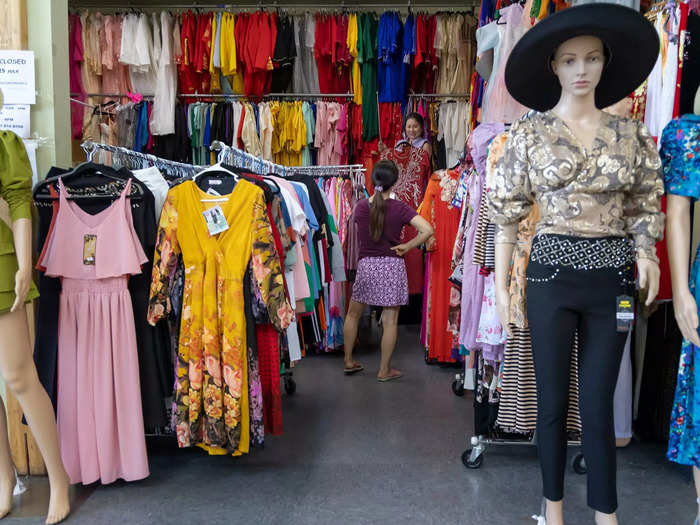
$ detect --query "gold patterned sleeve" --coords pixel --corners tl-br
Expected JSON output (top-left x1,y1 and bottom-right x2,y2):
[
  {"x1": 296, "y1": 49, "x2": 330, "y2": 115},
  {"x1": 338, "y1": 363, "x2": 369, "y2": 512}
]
[
  {"x1": 250, "y1": 192, "x2": 294, "y2": 332},
  {"x1": 148, "y1": 192, "x2": 181, "y2": 326},
  {"x1": 486, "y1": 119, "x2": 535, "y2": 244},
  {"x1": 624, "y1": 120, "x2": 665, "y2": 263}
]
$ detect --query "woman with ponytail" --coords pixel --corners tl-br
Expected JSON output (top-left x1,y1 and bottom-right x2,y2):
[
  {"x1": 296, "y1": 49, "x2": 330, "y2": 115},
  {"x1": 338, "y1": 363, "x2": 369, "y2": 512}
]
[{"x1": 343, "y1": 160, "x2": 434, "y2": 381}]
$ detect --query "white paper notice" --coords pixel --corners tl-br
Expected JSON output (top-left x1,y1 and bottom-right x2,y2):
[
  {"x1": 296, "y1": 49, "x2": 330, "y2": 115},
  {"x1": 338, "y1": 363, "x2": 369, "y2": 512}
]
[
  {"x1": 0, "y1": 51, "x2": 36, "y2": 105},
  {"x1": 0, "y1": 105, "x2": 30, "y2": 138},
  {"x1": 21, "y1": 139, "x2": 39, "y2": 187}
]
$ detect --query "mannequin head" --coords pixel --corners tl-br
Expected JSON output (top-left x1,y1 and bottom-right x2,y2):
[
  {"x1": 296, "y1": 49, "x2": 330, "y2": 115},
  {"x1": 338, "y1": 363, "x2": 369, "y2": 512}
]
[
  {"x1": 551, "y1": 35, "x2": 606, "y2": 104},
  {"x1": 694, "y1": 85, "x2": 700, "y2": 115},
  {"x1": 404, "y1": 112, "x2": 425, "y2": 141}
]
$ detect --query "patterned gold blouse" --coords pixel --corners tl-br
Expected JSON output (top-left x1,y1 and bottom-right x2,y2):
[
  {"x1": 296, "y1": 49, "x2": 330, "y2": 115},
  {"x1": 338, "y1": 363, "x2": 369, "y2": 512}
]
[{"x1": 487, "y1": 111, "x2": 665, "y2": 262}]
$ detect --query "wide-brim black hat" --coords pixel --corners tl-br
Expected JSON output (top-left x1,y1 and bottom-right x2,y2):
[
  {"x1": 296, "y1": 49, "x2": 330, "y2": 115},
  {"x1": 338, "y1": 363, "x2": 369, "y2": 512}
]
[{"x1": 505, "y1": 3, "x2": 659, "y2": 111}]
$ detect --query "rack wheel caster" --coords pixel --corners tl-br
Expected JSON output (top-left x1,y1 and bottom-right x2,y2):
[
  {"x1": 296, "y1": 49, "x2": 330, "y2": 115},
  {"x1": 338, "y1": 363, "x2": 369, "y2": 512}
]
[
  {"x1": 284, "y1": 378, "x2": 297, "y2": 395},
  {"x1": 572, "y1": 452, "x2": 587, "y2": 475},
  {"x1": 452, "y1": 379, "x2": 465, "y2": 397},
  {"x1": 462, "y1": 448, "x2": 484, "y2": 469}
]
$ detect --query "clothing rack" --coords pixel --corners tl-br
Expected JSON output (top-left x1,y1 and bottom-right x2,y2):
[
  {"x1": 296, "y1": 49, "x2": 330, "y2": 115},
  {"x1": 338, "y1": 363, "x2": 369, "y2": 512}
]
[
  {"x1": 73, "y1": 92, "x2": 356, "y2": 100},
  {"x1": 409, "y1": 93, "x2": 471, "y2": 99},
  {"x1": 210, "y1": 140, "x2": 366, "y2": 186},
  {"x1": 80, "y1": 140, "x2": 205, "y2": 178},
  {"x1": 70, "y1": 3, "x2": 481, "y2": 12}
]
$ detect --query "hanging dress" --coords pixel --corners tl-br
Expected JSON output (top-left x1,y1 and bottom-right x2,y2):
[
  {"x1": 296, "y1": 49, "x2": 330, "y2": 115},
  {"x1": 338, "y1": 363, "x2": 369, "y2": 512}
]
[
  {"x1": 39, "y1": 179, "x2": 149, "y2": 485},
  {"x1": 381, "y1": 144, "x2": 431, "y2": 294},
  {"x1": 419, "y1": 169, "x2": 461, "y2": 362},
  {"x1": 148, "y1": 180, "x2": 292, "y2": 456}
]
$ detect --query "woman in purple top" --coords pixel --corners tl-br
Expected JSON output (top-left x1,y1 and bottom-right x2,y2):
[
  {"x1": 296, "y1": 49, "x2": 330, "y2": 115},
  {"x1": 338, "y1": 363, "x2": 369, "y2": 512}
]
[{"x1": 343, "y1": 160, "x2": 434, "y2": 381}]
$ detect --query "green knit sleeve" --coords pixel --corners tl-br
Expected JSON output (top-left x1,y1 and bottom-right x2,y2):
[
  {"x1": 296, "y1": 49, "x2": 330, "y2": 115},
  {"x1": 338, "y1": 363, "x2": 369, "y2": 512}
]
[{"x1": 0, "y1": 131, "x2": 33, "y2": 222}]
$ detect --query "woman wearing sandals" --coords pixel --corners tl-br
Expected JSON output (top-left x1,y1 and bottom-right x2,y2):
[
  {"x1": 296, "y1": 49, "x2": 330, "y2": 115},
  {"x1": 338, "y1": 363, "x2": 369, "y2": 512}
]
[{"x1": 343, "y1": 160, "x2": 434, "y2": 381}]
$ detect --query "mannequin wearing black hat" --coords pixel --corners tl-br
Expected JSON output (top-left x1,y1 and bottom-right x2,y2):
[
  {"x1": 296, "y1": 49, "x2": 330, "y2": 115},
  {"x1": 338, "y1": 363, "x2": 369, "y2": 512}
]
[{"x1": 488, "y1": 5, "x2": 665, "y2": 524}]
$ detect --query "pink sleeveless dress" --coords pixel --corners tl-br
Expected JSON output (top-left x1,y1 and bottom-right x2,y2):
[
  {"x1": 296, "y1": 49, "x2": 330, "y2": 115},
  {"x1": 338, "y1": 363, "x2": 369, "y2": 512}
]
[{"x1": 39, "y1": 179, "x2": 150, "y2": 485}]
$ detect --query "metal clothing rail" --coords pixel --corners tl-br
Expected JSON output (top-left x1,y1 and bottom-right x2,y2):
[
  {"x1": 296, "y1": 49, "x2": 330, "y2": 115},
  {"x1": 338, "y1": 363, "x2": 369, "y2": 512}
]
[
  {"x1": 72, "y1": 92, "x2": 355, "y2": 100},
  {"x1": 70, "y1": 3, "x2": 480, "y2": 11},
  {"x1": 409, "y1": 93, "x2": 471, "y2": 99},
  {"x1": 211, "y1": 140, "x2": 366, "y2": 180},
  {"x1": 81, "y1": 141, "x2": 205, "y2": 178}
]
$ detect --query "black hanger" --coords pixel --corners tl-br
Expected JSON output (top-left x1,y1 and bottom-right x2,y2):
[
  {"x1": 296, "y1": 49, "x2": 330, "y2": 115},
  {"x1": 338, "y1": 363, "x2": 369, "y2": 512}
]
[{"x1": 34, "y1": 163, "x2": 143, "y2": 202}]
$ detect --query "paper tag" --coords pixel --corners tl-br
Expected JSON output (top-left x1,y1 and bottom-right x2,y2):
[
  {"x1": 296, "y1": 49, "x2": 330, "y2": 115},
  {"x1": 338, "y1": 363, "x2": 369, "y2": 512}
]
[
  {"x1": 616, "y1": 295, "x2": 634, "y2": 332},
  {"x1": 202, "y1": 205, "x2": 229, "y2": 236},
  {"x1": 83, "y1": 234, "x2": 96, "y2": 265}
]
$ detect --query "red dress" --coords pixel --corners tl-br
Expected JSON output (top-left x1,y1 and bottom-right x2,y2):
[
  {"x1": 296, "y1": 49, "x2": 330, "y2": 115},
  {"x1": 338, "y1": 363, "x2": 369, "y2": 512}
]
[
  {"x1": 381, "y1": 144, "x2": 431, "y2": 294},
  {"x1": 418, "y1": 169, "x2": 461, "y2": 362}
]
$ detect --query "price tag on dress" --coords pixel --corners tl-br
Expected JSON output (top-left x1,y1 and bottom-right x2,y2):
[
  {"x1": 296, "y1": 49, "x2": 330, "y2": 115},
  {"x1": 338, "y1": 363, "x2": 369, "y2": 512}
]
[
  {"x1": 83, "y1": 234, "x2": 97, "y2": 265},
  {"x1": 616, "y1": 295, "x2": 634, "y2": 332},
  {"x1": 202, "y1": 205, "x2": 229, "y2": 236}
]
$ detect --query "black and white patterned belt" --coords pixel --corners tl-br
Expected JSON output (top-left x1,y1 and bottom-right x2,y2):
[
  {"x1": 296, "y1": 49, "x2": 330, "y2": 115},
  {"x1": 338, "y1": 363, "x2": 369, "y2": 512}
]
[{"x1": 530, "y1": 234, "x2": 634, "y2": 270}]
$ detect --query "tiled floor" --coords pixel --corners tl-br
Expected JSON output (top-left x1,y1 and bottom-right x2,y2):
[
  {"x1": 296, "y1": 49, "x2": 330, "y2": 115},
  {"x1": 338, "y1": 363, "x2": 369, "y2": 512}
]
[{"x1": 4, "y1": 327, "x2": 695, "y2": 524}]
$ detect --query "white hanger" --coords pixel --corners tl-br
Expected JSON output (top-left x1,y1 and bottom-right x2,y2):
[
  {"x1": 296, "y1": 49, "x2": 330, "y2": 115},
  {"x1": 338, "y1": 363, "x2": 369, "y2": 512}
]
[
  {"x1": 193, "y1": 163, "x2": 239, "y2": 202},
  {"x1": 193, "y1": 162, "x2": 239, "y2": 181}
]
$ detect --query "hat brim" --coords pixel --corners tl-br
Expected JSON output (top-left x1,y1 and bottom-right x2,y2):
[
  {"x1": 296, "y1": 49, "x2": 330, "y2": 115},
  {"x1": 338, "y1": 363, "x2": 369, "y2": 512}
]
[{"x1": 505, "y1": 4, "x2": 659, "y2": 112}]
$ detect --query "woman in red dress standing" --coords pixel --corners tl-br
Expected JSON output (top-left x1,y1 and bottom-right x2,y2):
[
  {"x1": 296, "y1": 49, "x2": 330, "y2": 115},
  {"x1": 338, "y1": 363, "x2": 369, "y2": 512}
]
[{"x1": 380, "y1": 113, "x2": 432, "y2": 295}]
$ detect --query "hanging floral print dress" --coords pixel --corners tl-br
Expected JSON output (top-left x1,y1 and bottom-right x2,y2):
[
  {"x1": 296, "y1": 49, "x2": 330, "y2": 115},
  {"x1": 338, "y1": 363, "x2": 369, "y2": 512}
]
[
  {"x1": 148, "y1": 179, "x2": 293, "y2": 456},
  {"x1": 663, "y1": 115, "x2": 700, "y2": 466}
]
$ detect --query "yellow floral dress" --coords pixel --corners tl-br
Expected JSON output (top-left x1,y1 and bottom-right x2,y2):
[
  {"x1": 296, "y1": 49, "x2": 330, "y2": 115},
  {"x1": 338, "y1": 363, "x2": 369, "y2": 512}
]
[{"x1": 148, "y1": 180, "x2": 292, "y2": 456}]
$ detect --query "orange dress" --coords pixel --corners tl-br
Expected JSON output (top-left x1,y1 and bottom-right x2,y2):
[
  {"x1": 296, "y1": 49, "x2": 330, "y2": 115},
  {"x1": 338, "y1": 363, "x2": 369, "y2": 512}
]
[{"x1": 418, "y1": 169, "x2": 461, "y2": 362}]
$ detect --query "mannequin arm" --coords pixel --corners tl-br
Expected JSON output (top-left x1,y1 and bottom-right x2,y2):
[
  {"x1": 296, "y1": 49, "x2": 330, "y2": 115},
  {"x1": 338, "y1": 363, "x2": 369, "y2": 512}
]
[
  {"x1": 637, "y1": 258, "x2": 660, "y2": 307},
  {"x1": 495, "y1": 240, "x2": 515, "y2": 337},
  {"x1": 666, "y1": 194, "x2": 700, "y2": 346},
  {"x1": 11, "y1": 217, "x2": 32, "y2": 312}
]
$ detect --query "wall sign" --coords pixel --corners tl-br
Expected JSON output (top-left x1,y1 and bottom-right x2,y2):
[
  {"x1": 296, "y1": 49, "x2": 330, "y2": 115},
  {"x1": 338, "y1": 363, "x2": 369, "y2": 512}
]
[
  {"x1": 0, "y1": 104, "x2": 30, "y2": 138},
  {"x1": 0, "y1": 50, "x2": 36, "y2": 105}
]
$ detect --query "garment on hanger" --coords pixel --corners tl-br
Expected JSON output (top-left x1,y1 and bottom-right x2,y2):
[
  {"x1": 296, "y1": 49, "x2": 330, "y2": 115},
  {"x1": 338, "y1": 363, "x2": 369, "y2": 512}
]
[
  {"x1": 148, "y1": 179, "x2": 293, "y2": 455},
  {"x1": 39, "y1": 178, "x2": 149, "y2": 485},
  {"x1": 380, "y1": 144, "x2": 431, "y2": 294},
  {"x1": 33, "y1": 164, "x2": 171, "y2": 432},
  {"x1": 377, "y1": 11, "x2": 404, "y2": 103},
  {"x1": 419, "y1": 168, "x2": 461, "y2": 362},
  {"x1": 476, "y1": 4, "x2": 528, "y2": 124}
]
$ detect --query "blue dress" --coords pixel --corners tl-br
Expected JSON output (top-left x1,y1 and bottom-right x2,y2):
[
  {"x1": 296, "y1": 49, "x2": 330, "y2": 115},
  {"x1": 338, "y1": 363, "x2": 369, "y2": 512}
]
[
  {"x1": 377, "y1": 12, "x2": 404, "y2": 103},
  {"x1": 663, "y1": 114, "x2": 700, "y2": 467}
]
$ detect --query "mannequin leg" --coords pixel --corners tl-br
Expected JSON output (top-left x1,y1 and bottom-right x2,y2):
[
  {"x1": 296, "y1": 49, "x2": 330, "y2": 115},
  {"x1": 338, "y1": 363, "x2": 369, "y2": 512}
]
[
  {"x1": 0, "y1": 393, "x2": 15, "y2": 518},
  {"x1": 576, "y1": 286, "x2": 627, "y2": 525},
  {"x1": 0, "y1": 306, "x2": 69, "y2": 524}
]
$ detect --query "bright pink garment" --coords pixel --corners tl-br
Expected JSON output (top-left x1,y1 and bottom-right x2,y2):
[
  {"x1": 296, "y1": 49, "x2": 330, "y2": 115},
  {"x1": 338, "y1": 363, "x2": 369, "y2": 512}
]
[
  {"x1": 101, "y1": 15, "x2": 132, "y2": 100},
  {"x1": 69, "y1": 14, "x2": 85, "y2": 140},
  {"x1": 40, "y1": 179, "x2": 149, "y2": 485}
]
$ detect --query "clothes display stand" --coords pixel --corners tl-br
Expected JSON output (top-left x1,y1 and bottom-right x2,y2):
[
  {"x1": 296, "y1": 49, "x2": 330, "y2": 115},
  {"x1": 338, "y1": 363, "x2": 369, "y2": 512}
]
[{"x1": 75, "y1": 140, "x2": 367, "y2": 414}]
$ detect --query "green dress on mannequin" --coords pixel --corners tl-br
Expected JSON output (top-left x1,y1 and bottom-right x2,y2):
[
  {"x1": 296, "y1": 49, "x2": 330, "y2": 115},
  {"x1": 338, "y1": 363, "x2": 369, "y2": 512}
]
[{"x1": 0, "y1": 130, "x2": 38, "y2": 313}]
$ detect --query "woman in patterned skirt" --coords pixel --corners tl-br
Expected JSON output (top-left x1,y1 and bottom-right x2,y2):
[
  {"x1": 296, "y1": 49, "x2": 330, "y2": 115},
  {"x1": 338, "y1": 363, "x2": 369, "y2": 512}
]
[{"x1": 343, "y1": 160, "x2": 434, "y2": 381}]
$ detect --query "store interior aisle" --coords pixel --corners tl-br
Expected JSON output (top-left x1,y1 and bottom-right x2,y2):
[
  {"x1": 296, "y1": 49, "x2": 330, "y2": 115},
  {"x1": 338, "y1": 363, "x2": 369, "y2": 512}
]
[{"x1": 4, "y1": 325, "x2": 697, "y2": 524}]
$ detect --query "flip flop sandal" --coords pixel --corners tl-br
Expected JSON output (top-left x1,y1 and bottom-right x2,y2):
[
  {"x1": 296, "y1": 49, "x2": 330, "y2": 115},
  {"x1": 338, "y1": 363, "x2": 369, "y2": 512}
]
[
  {"x1": 344, "y1": 364, "x2": 364, "y2": 375},
  {"x1": 377, "y1": 372, "x2": 403, "y2": 382}
]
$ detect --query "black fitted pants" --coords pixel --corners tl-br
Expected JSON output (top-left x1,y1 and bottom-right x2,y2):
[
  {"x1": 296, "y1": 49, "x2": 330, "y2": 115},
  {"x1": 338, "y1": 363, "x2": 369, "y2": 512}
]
[{"x1": 526, "y1": 259, "x2": 630, "y2": 514}]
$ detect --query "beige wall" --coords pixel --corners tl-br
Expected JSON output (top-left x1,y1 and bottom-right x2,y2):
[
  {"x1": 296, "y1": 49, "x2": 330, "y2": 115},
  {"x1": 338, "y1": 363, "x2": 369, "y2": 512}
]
[{"x1": 27, "y1": 0, "x2": 70, "y2": 175}]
